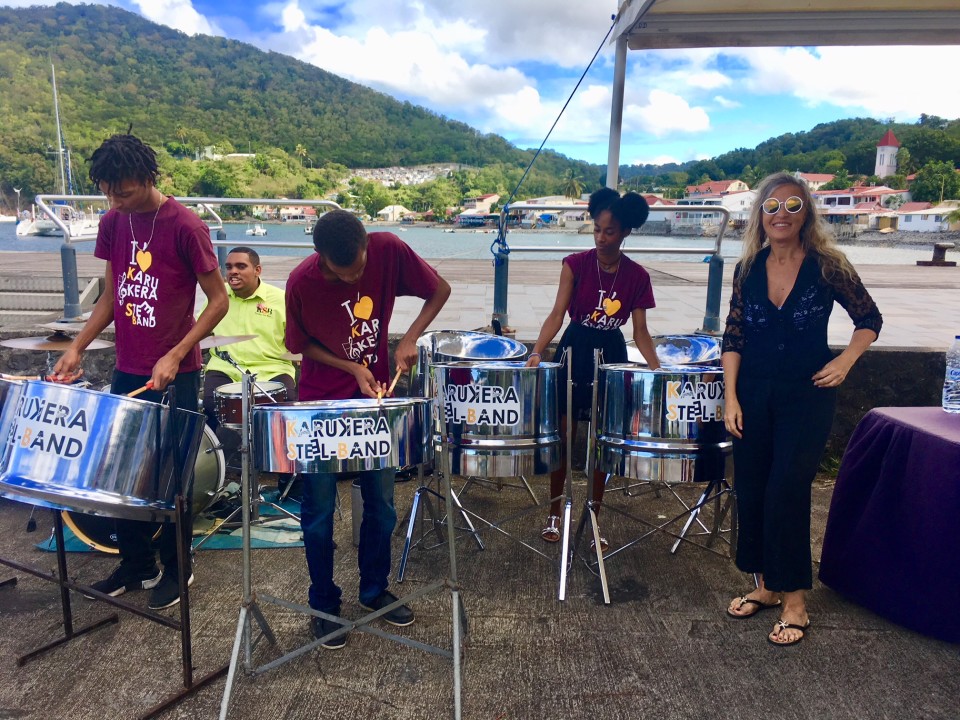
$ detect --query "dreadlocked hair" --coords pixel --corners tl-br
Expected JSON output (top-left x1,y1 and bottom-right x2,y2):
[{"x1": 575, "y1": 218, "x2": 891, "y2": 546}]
[{"x1": 88, "y1": 134, "x2": 159, "y2": 193}]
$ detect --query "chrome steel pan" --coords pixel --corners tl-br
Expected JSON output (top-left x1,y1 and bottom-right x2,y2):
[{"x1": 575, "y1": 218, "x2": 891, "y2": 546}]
[
  {"x1": 0, "y1": 381, "x2": 206, "y2": 521},
  {"x1": 626, "y1": 334, "x2": 722, "y2": 366},
  {"x1": 597, "y1": 364, "x2": 730, "y2": 483},
  {"x1": 253, "y1": 397, "x2": 432, "y2": 475},
  {"x1": 412, "y1": 330, "x2": 528, "y2": 396},
  {"x1": 434, "y1": 360, "x2": 560, "y2": 477}
]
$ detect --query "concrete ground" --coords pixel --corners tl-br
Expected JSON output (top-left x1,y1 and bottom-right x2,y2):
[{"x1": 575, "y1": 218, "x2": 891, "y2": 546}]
[{"x1": 0, "y1": 252, "x2": 958, "y2": 719}]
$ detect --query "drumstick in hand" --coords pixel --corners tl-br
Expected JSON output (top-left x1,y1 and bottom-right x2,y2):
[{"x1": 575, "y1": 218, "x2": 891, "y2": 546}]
[
  {"x1": 126, "y1": 381, "x2": 154, "y2": 398},
  {"x1": 386, "y1": 367, "x2": 403, "y2": 398}
]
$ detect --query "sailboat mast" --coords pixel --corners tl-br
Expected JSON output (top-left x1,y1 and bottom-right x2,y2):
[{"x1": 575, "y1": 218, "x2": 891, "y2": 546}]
[{"x1": 51, "y1": 64, "x2": 67, "y2": 195}]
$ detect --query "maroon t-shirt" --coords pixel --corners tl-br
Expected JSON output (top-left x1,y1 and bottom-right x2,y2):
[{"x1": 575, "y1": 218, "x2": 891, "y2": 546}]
[
  {"x1": 564, "y1": 249, "x2": 655, "y2": 330},
  {"x1": 286, "y1": 232, "x2": 441, "y2": 401},
  {"x1": 95, "y1": 197, "x2": 219, "y2": 375}
]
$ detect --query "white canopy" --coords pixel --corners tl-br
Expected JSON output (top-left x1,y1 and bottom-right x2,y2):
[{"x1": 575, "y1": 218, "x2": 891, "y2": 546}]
[
  {"x1": 612, "y1": 0, "x2": 960, "y2": 50},
  {"x1": 604, "y1": 0, "x2": 960, "y2": 183}
]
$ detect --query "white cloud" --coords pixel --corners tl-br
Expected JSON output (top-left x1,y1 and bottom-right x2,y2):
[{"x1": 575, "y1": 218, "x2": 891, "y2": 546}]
[
  {"x1": 713, "y1": 95, "x2": 741, "y2": 109},
  {"x1": 280, "y1": 1, "x2": 306, "y2": 32},
  {"x1": 130, "y1": 0, "x2": 220, "y2": 36},
  {"x1": 721, "y1": 45, "x2": 960, "y2": 119},
  {"x1": 624, "y1": 90, "x2": 711, "y2": 137},
  {"x1": 631, "y1": 154, "x2": 683, "y2": 166}
]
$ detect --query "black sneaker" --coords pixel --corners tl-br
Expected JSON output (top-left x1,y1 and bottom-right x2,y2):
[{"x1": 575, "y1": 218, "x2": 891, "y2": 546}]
[
  {"x1": 84, "y1": 564, "x2": 161, "y2": 599},
  {"x1": 311, "y1": 615, "x2": 347, "y2": 650},
  {"x1": 360, "y1": 590, "x2": 415, "y2": 627},
  {"x1": 147, "y1": 570, "x2": 195, "y2": 610}
]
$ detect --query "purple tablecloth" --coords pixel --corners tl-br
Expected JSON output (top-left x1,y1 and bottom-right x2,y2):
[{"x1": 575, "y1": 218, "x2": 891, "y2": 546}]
[{"x1": 820, "y1": 407, "x2": 960, "y2": 643}]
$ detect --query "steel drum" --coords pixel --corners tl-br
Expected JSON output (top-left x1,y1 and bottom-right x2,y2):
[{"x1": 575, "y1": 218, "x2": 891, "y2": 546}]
[
  {"x1": 0, "y1": 381, "x2": 206, "y2": 522},
  {"x1": 626, "y1": 334, "x2": 722, "y2": 366},
  {"x1": 253, "y1": 397, "x2": 432, "y2": 475},
  {"x1": 597, "y1": 364, "x2": 730, "y2": 484},
  {"x1": 60, "y1": 424, "x2": 226, "y2": 553},
  {"x1": 434, "y1": 360, "x2": 560, "y2": 477},
  {"x1": 214, "y1": 380, "x2": 288, "y2": 429},
  {"x1": 412, "y1": 330, "x2": 528, "y2": 396}
]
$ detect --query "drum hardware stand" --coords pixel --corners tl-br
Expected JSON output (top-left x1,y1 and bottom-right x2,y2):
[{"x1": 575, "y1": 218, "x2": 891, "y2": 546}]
[
  {"x1": 0, "y1": 398, "x2": 228, "y2": 719},
  {"x1": 219, "y1": 374, "x2": 466, "y2": 720},
  {"x1": 571, "y1": 349, "x2": 611, "y2": 603},
  {"x1": 395, "y1": 467, "x2": 485, "y2": 583},
  {"x1": 193, "y1": 369, "x2": 301, "y2": 551}
]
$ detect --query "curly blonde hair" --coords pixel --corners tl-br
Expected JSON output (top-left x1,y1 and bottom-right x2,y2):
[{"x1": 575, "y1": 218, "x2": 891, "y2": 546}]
[{"x1": 739, "y1": 172, "x2": 855, "y2": 282}]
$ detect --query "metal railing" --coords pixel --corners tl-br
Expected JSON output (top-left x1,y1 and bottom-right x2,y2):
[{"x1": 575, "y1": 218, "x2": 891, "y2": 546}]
[
  {"x1": 34, "y1": 194, "x2": 342, "y2": 319},
  {"x1": 493, "y1": 202, "x2": 731, "y2": 335}
]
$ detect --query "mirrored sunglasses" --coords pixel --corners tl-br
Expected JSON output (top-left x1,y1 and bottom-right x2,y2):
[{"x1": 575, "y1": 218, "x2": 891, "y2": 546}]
[{"x1": 762, "y1": 196, "x2": 803, "y2": 215}]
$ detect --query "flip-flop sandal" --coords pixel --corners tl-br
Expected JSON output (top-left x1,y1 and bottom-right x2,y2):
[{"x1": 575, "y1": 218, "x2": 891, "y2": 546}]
[
  {"x1": 540, "y1": 515, "x2": 561, "y2": 543},
  {"x1": 589, "y1": 537, "x2": 609, "y2": 554},
  {"x1": 726, "y1": 594, "x2": 782, "y2": 619},
  {"x1": 767, "y1": 619, "x2": 811, "y2": 647}
]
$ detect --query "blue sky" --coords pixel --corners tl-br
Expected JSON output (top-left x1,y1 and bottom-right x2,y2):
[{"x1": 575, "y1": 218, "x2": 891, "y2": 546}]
[{"x1": 6, "y1": 0, "x2": 960, "y2": 167}]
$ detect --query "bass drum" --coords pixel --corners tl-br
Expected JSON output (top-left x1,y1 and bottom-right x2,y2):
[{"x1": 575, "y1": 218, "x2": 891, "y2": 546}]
[{"x1": 61, "y1": 424, "x2": 226, "y2": 554}]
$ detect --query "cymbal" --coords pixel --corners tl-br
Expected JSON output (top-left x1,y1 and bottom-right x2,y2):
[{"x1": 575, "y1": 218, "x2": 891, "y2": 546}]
[
  {"x1": 0, "y1": 333, "x2": 114, "y2": 352},
  {"x1": 38, "y1": 322, "x2": 91, "y2": 333},
  {"x1": 199, "y1": 334, "x2": 257, "y2": 350},
  {"x1": 279, "y1": 352, "x2": 302, "y2": 362}
]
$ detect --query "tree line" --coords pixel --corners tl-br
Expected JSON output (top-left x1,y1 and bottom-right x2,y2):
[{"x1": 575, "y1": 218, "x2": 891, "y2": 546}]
[{"x1": 1, "y1": 4, "x2": 957, "y2": 215}]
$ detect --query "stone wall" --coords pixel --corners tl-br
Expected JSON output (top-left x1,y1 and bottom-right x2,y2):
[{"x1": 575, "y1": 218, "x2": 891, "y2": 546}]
[{"x1": 1, "y1": 331, "x2": 945, "y2": 468}]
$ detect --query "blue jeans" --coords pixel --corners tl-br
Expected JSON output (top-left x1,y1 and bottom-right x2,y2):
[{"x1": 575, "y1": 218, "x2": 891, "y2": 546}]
[{"x1": 300, "y1": 468, "x2": 397, "y2": 613}]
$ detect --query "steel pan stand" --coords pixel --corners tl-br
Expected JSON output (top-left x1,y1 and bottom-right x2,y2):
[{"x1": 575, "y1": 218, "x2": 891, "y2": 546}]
[
  {"x1": 0, "y1": 395, "x2": 228, "y2": 718},
  {"x1": 219, "y1": 375, "x2": 466, "y2": 720},
  {"x1": 572, "y1": 349, "x2": 611, "y2": 603}
]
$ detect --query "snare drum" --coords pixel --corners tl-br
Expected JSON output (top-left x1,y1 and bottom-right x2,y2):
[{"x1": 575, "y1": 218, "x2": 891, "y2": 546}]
[{"x1": 214, "y1": 380, "x2": 288, "y2": 429}]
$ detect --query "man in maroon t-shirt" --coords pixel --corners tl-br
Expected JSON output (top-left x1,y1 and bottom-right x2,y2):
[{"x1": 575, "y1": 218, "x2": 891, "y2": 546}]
[
  {"x1": 285, "y1": 209, "x2": 450, "y2": 648},
  {"x1": 54, "y1": 134, "x2": 228, "y2": 610}
]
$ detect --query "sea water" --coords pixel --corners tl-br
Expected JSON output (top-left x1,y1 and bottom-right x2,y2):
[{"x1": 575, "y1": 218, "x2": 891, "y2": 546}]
[{"x1": 0, "y1": 221, "x2": 939, "y2": 265}]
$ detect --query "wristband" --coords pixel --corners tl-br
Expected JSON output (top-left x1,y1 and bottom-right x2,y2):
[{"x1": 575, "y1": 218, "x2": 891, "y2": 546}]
[{"x1": 529, "y1": 352, "x2": 541, "y2": 359}]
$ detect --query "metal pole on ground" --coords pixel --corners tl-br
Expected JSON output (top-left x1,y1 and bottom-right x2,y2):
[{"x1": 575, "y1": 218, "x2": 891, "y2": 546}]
[
  {"x1": 60, "y1": 243, "x2": 82, "y2": 320},
  {"x1": 700, "y1": 253, "x2": 725, "y2": 335}
]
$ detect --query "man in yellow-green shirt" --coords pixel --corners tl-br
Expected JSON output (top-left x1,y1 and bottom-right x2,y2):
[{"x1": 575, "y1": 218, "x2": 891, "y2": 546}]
[{"x1": 201, "y1": 246, "x2": 296, "y2": 433}]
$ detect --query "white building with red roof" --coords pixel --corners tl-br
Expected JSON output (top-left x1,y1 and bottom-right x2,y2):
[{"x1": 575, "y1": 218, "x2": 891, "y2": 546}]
[
  {"x1": 875, "y1": 130, "x2": 901, "y2": 178},
  {"x1": 685, "y1": 179, "x2": 749, "y2": 197},
  {"x1": 793, "y1": 172, "x2": 835, "y2": 191}
]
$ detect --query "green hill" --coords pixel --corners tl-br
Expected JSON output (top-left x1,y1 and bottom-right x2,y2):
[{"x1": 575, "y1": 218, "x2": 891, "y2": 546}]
[{"x1": 0, "y1": 2, "x2": 597, "y2": 202}]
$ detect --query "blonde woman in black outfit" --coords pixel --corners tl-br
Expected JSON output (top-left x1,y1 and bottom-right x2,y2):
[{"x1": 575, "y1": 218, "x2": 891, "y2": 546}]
[{"x1": 721, "y1": 173, "x2": 882, "y2": 646}]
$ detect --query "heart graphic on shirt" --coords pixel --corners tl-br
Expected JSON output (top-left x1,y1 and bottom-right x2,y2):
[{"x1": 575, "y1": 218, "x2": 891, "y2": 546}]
[
  {"x1": 602, "y1": 298, "x2": 621, "y2": 316},
  {"x1": 135, "y1": 249, "x2": 152, "y2": 273},
  {"x1": 354, "y1": 296, "x2": 374, "y2": 320}
]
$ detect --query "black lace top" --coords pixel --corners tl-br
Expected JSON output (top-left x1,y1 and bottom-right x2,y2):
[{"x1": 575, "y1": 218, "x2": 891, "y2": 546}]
[{"x1": 722, "y1": 246, "x2": 882, "y2": 380}]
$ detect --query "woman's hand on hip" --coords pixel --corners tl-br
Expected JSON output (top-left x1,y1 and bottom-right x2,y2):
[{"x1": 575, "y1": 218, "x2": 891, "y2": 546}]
[{"x1": 812, "y1": 356, "x2": 853, "y2": 388}]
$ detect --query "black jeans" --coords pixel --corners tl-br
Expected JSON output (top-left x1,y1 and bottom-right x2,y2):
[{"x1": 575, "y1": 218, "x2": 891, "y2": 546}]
[
  {"x1": 109, "y1": 369, "x2": 200, "y2": 573},
  {"x1": 732, "y1": 377, "x2": 837, "y2": 592}
]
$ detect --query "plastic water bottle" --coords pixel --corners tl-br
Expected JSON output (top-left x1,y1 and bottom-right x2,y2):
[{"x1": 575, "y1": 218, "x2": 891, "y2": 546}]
[{"x1": 944, "y1": 336, "x2": 960, "y2": 414}]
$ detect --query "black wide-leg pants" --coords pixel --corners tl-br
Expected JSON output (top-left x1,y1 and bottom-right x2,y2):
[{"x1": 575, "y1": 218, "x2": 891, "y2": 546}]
[{"x1": 732, "y1": 376, "x2": 837, "y2": 592}]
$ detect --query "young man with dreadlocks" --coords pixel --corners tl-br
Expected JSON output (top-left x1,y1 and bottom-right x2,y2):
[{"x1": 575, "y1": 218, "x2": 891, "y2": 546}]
[{"x1": 55, "y1": 133, "x2": 228, "y2": 609}]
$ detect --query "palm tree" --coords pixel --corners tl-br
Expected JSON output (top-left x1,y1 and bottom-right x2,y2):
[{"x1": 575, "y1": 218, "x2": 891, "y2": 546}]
[
  {"x1": 295, "y1": 144, "x2": 308, "y2": 167},
  {"x1": 561, "y1": 168, "x2": 583, "y2": 200}
]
